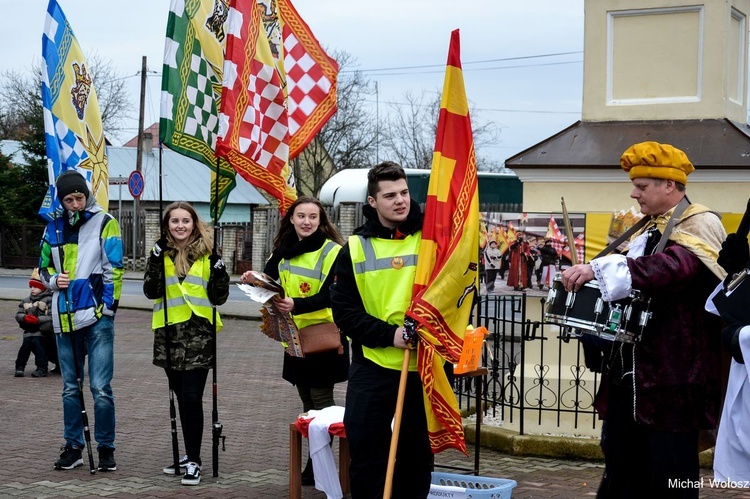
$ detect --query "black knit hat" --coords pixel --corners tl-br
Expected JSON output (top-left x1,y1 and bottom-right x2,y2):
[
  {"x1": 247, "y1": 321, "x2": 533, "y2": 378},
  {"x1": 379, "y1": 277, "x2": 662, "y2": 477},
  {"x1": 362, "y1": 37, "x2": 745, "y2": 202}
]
[{"x1": 56, "y1": 170, "x2": 89, "y2": 203}]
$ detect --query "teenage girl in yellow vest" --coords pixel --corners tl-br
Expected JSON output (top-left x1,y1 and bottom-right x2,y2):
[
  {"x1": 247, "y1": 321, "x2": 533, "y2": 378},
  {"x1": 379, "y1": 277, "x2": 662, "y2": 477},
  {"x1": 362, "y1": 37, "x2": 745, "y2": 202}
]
[
  {"x1": 143, "y1": 202, "x2": 229, "y2": 486},
  {"x1": 243, "y1": 196, "x2": 349, "y2": 485}
]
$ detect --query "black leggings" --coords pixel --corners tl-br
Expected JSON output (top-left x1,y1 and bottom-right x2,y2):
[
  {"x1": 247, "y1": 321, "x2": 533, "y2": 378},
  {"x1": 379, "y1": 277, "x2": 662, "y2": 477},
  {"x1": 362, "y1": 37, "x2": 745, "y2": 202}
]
[{"x1": 166, "y1": 368, "x2": 209, "y2": 465}]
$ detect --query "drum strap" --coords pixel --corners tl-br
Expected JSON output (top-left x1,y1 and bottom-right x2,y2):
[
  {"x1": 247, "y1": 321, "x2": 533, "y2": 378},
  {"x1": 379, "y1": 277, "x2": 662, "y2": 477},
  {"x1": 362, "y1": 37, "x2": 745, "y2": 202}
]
[
  {"x1": 653, "y1": 196, "x2": 690, "y2": 254},
  {"x1": 594, "y1": 217, "x2": 650, "y2": 258},
  {"x1": 594, "y1": 196, "x2": 690, "y2": 258}
]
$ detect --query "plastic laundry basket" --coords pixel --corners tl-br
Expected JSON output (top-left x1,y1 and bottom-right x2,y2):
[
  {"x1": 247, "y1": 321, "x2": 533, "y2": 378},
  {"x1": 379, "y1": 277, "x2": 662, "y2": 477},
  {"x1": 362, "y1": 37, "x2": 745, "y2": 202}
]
[{"x1": 429, "y1": 472, "x2": 517, "y2": 499}]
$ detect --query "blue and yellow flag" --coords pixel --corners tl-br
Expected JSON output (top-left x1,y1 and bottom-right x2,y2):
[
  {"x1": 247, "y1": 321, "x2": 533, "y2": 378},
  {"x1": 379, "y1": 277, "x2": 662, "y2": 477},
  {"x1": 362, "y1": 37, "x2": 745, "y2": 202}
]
[
  {"x1": 40, "y1": 0, "x2": 108, "y2": 220},
  {"x1": 406, "y1": 29, "x2": 479, "y2": 454}
]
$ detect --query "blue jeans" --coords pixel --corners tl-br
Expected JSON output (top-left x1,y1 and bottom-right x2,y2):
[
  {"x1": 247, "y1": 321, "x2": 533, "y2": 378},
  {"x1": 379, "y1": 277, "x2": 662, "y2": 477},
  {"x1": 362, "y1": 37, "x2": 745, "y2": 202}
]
[{"x1": 56, "y1": 315, "x2": 116, "y2": 451}]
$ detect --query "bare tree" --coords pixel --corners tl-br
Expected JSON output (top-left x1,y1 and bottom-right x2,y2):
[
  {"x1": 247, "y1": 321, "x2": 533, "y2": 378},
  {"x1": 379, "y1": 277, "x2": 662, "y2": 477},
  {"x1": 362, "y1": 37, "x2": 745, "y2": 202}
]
[
  {"x1": 0, "y1": 68, "x2": 39, "y2": 140},
  {"x1": 380, "y1": 91, "x2": 438, "y2": 169},
  {"x1": 0, "y1": 55, "x2": 131, "y2": 143},
  {"x1": 293, "y1": 50, "x2": 378, "y2": 197},
  {"x1": 86, "y1": 53, "x2": 132, "y2": 139},
  {"x1": 290, "y1": 51, "x2": 504, "y2": 196},
  {"x1": 380, "y1": 89, "x2": 500, "y2": 170}
]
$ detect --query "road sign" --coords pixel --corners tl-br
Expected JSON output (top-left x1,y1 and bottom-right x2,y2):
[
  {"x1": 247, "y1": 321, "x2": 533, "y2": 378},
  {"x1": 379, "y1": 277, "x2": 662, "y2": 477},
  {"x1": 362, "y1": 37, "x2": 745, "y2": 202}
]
[
  {"x1": 109, "y1": 176, "x2": 128, "y2": 186},
  {"x1": 128, "y1": 170, "x2": 144, "y2": 198}
]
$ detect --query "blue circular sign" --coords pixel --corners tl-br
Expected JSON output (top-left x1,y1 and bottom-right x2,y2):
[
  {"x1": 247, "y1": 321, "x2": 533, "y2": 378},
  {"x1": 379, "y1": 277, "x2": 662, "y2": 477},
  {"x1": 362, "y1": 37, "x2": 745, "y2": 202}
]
[{"x1": 128, "y1": 170, "x2": 144, "y2": 198}]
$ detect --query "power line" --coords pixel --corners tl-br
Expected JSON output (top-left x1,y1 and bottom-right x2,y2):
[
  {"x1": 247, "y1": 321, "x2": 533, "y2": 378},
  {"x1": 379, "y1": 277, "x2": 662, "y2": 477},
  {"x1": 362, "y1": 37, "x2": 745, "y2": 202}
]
[
  {"x1": 341, "y1": 51, "x2": 582, "y2": 74},
  {"x1": 481, "y1": 107, "x2": 580, "y2": 115},
  {"x1": 108, "y1": 52, "x2": 581, "y2": 83},
  {"x1": 100, "y1": 70, "x2": 160, "y2": 85},
  {"x1": 359, "y1": 98, "x2": 580, "y2": 115},
  {"x1": 361, "y1": 60, "x2": 582, "y2": 77}
]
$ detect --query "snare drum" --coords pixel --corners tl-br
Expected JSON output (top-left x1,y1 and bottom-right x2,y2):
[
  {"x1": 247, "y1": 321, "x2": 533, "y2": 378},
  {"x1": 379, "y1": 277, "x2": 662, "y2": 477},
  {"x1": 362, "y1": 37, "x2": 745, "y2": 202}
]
[{"x1": 544, "y1": 274, "x2": 651, "y2": 343}]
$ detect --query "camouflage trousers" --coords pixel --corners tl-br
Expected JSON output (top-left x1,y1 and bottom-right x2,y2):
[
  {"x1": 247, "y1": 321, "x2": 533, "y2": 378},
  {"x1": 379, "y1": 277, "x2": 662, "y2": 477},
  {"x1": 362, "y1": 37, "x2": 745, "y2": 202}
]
[{"x1": 153, "y1": 316, "x2": 216, "y2": 370}]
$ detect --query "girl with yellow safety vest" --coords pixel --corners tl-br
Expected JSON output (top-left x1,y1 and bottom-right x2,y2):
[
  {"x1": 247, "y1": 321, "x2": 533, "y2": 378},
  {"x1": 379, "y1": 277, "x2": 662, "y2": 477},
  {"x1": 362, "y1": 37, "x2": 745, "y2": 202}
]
[
  {"x1": 143, "y1": 202, "x2": 229, "y2": 486},
  {"x1": 242, "y1": 196, "x2": 349, "y2": 486}
]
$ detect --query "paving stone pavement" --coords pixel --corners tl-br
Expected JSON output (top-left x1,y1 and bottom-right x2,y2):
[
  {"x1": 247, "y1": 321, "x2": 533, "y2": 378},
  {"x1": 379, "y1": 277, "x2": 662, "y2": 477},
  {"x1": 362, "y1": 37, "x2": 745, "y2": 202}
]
[{"x1": 1, "y1": 297, "x2": 749, "y2": 498}]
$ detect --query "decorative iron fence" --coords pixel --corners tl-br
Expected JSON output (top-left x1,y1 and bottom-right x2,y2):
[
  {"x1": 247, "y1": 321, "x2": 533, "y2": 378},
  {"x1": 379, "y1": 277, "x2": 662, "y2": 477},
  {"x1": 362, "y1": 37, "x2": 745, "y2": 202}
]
[{"x1": 454, "y1": 293, "x2": 602, "y2": 437}]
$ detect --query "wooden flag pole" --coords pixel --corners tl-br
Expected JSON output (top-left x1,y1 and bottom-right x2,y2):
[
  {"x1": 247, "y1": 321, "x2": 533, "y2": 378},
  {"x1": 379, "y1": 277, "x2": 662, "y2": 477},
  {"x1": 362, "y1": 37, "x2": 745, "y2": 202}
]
[
  {"x1": 383, "y1": 349, "x2": 411, "y2": 499},
  {"x1": 561, "y1": 197, "x2": 578, "y2": 266}
]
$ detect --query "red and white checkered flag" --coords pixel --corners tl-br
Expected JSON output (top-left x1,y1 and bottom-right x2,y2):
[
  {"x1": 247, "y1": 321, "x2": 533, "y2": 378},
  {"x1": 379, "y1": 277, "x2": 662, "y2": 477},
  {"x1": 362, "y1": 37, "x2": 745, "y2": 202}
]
[
  {"x1": 278, "y1": 0, "x2": 339, "y2": 158},
  {"x1": 217, "y1": 0, "x2": 294, "y2": 213},
  {"x1": 217, "y1": 0, "x2": 338, "y2": 214},
  {"x1": 574, "y1": 232, "x2": 585, "y2": 264},
  {"x1": 546, "y1": 216, "x2": 565, "y2": 255}
]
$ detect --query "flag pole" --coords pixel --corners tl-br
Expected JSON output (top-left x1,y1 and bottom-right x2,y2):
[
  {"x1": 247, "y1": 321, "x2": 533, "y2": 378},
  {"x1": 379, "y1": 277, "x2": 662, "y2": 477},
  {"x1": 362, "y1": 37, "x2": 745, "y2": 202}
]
[
  {"x1": 560, "y1": 197, "x2": 578, "y2": 265},
  {"x1": 383, "y1": 349, "x2": 411, "y2": 499},
  {"x1": 211, "y1": 160, "x2": 225, "y2": 477},
  {"x1": 158, "y1": 142, "x2": 181, "y2": 475}
]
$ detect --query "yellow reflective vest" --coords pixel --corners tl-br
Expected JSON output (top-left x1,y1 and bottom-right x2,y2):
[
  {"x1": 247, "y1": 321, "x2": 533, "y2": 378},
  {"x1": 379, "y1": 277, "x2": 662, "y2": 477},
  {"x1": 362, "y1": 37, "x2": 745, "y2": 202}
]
[
  {"x1": 348, "y1": 233, "x2": 420, "y2": 371},
  {"x1": 279, "y1": 240, "x2": 341, "y2": 330},
  {"x1": 151, "y1": 254, "x2": 223, "y2": 331}
]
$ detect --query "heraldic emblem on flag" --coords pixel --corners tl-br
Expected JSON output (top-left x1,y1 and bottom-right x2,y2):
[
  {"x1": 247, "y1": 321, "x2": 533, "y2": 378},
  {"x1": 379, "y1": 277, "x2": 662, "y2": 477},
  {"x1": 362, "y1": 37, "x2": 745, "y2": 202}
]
[
  {"x1": 160, "y1": 0, "x2": 237, "y2": 220},
  {"x1": 162, "y1": 0, "x2": 337, "y2": 216},
  {"x1": 40, "y1": 0, "x2": 109, "y2": 220},
  {"x1": 216, "y1": 0, "x2": 338, "y2": 214},
  {"x1": 406, "y1": 29, "x2": 480, "y2": 454}
]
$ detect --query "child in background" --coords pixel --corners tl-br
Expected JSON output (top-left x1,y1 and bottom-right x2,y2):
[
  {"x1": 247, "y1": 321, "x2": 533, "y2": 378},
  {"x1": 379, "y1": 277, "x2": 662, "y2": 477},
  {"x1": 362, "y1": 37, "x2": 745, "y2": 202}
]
[{"x1": 14, "y1": 269, "x2": 54, "y2": 377}]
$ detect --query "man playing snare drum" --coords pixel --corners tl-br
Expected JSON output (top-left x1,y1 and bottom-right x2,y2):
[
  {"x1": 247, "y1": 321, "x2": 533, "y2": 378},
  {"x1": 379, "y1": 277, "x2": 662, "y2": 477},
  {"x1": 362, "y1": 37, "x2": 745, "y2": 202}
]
[{"x1": 561, "y1": 142, "x2": 726, "y2": 498}]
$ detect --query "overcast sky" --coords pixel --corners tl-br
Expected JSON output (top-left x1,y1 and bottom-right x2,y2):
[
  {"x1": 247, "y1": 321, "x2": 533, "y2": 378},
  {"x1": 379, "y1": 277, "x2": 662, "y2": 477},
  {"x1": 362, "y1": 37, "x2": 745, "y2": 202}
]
[{"x1": 0, "y1": 0, "x2": 585, "y2": 165}]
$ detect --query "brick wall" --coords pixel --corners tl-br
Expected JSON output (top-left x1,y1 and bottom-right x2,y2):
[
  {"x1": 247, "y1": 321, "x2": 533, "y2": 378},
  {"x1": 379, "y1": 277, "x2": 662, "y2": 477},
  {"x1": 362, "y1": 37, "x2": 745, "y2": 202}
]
[{"x1": 247, "y1": 203, "x2": 364, "y2": 271}]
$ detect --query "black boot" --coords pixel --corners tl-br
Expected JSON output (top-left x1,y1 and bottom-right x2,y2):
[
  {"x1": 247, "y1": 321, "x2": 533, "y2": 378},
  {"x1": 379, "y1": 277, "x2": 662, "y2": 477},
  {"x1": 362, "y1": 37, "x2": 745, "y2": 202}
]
[{"x1": 301, "y1": 456, "x2": 314, "y2": 486}]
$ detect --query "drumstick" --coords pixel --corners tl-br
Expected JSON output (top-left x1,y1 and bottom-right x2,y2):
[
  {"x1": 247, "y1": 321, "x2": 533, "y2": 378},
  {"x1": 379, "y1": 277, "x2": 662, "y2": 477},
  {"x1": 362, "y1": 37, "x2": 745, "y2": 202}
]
[
  {"x1": 736, "y1": 198, "x2": 750, "y2": 238},
  {"x1": 561, "y1": 197, "x2": 578, "y2": 265}
]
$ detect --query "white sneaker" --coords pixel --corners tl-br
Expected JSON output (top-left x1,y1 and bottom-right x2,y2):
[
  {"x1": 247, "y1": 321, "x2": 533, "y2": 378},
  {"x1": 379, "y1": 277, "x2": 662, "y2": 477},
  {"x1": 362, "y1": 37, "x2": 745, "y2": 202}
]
[
  {"x1": 181, "y1": 462, "x2": 201, "y2": 486},
  {"x1": 163, "y1": 454, "x2": 189, "y2": 475}
]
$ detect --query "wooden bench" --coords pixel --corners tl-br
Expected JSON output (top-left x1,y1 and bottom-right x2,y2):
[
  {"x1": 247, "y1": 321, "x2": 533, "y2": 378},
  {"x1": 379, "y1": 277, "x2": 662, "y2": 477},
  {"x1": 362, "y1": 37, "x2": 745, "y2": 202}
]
[{"x1": 289, "y1": 422, "x2": 350, "y2": 499}]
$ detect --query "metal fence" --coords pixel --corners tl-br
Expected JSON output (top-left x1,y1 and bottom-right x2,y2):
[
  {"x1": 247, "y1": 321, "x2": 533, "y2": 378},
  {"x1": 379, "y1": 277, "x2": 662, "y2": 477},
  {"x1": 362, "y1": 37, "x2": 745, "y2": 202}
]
[
  {"x1": 0, "y1": 224, "x2": 44, "y2": 268},
  {"x1": 112, "y1": 210, "x2": 146, "y2": 260},
  {"x1": 453, "y1": 293, "x2": 602, "y2": 436},
  {"x1": 226, "y1": 222, "x2": 252, "y2": 275}
]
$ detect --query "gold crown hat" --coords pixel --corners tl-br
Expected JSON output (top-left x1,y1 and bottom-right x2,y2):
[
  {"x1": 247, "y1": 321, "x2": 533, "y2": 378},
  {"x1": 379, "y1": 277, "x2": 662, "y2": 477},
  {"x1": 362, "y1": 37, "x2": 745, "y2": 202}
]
[{"x1": 620, "y1": 141, "x2": 695, "y2": 184}]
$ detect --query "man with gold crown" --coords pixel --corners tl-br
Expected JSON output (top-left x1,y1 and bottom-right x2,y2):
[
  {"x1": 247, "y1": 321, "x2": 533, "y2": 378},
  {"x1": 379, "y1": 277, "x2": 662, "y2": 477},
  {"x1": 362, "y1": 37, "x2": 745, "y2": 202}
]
[{"x1": 561, "y1": 142, "x2": 726, "y2": 498}]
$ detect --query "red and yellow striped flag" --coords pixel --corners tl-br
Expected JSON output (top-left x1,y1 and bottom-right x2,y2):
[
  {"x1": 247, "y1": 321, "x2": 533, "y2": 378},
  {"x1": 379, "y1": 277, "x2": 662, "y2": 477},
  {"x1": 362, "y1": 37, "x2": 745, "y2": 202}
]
[{"x1": 406, "y1": 29, "x2": 479, "y2": 454}]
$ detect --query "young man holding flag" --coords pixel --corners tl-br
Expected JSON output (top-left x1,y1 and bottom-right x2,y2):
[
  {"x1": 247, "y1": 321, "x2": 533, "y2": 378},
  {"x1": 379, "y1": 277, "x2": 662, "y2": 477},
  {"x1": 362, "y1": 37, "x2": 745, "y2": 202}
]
[
  {"x1": 39, "y1": 0, "x2": 123, "y2": 473},
  {"x1": 330, "y1": 161, "x2": 431, "y2": 498},
  {"x1": 331, "y1": 28, "x2": 480, "y2": 498},
  {"x1": 39, "y1": 171, "x2": 123, "y2": 472}
]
